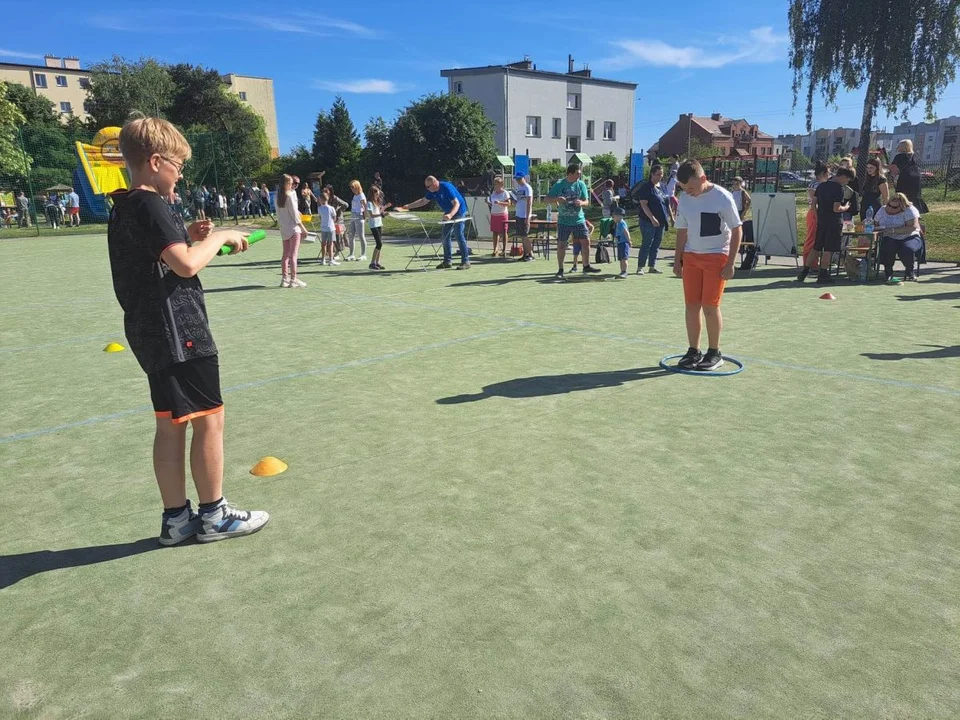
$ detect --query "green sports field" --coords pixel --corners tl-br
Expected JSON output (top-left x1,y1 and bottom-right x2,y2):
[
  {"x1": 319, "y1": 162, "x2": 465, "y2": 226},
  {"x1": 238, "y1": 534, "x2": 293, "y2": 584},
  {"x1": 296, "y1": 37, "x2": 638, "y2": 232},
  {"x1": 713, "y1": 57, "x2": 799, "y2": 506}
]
[{"x1": 2, "y1": 231, "x2": 958, "y2": 718}]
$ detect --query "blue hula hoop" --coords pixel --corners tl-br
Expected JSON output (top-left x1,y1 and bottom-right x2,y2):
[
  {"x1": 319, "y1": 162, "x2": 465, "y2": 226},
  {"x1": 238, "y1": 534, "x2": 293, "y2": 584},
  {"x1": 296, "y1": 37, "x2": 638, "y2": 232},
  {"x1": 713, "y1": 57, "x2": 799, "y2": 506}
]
[{"x1": 659, "y1": 354, "x2": 745, "y2": 377}]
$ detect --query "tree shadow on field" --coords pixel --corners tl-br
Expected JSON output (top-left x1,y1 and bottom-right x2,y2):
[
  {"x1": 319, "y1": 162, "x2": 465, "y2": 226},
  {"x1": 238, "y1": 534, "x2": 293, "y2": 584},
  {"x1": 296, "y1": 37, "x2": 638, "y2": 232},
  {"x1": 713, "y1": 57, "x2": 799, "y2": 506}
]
[
  {"x1": 0, "y1": 538, "x2": 179, "y2": 589},
  {"x1": 861, "y1": 344, "x2": 960, "y2": 361},
  {"x1": 897, "y1": 290, "x2": 960, "y2": 303},
  {"x1": 436, "y1": 366, "x2": 671, "y2": 404}
]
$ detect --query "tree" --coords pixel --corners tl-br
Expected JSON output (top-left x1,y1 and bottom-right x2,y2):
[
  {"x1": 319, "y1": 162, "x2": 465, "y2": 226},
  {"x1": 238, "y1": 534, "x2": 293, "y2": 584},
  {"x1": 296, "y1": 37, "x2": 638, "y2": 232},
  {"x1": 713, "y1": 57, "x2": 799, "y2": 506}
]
[
  {"x1": 0, "y1": 83, "x2": 30, "y2": 176},
  {"x1": 789, "y1": 0, "x2": 960, "y2": 183},
  {"x1": 591, "y1": 152, "x2": 621, "y2": 183},
  {"x1": 86, "y1": 56, "x2": 176, "y2": 127},
  {"x1": 361, "y1": 116, "x2": 392, "y2": 181},
  {"x1": 3, "y1": 83, "x2": 59, "y2": 127},
  {"x1": 530, "y1": 161, "x2": 566, "y2": 188},
  {"x1": 311, "y1": 96, "x2": 362, "y2": 190},
  {"x1": 686, "y1": 139, "x2": 724, "y2": 160},
  {"x1": 787, "y1": 152, "x2": 813, "y2": 172},
  {"x1": 387, "y1": 93, "x2": 496, "y2": 199},
  {"x1": 262, "y1": 143, "x2": 314, "y2": 185}
]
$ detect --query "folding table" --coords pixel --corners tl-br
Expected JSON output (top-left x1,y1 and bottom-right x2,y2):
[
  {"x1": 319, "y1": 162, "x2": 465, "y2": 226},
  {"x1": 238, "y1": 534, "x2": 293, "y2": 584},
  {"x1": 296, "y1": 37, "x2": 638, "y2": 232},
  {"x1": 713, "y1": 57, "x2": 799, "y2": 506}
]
[{"x1": 397, "y1": 214, "x2": 476, "y2": 271}]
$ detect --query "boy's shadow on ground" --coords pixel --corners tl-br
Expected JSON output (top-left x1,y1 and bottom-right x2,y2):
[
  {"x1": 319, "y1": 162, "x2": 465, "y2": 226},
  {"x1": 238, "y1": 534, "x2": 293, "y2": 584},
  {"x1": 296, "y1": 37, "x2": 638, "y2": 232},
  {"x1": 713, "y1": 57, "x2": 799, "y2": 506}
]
[
  {"x1": 1, "y1": 539, "x2": 179, "y2": 589},
  {"x1": 861, "y1": 344, "x2": 960, "y2": 361},
  {"x1": 436, "y1": 366, "x2": 671, "y2": 404}
]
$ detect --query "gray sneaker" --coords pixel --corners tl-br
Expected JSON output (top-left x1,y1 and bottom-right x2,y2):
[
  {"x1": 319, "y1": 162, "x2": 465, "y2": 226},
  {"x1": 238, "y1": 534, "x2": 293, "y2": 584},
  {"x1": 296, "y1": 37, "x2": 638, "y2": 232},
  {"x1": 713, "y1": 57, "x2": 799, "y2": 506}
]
[
  {"x1": 636, "y1": 267, "x2": 645, "y2": 275},
  {"x1": 197, "y1": 498, "x2": 269, "y2": 543},
  {"x1": 159, "y1": 501, "x2": 200, "y2": 546},
  {"x1": 648, "y1": 267, "x2": 663, "y2": 274}
]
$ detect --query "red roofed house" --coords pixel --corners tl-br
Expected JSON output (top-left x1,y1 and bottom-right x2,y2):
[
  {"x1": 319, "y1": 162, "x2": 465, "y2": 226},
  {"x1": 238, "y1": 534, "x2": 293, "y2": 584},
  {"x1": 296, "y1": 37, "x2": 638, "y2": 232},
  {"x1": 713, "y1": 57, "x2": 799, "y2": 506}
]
[{"x1": 656, "y1": 113, "x2": 776, "y2": 158}]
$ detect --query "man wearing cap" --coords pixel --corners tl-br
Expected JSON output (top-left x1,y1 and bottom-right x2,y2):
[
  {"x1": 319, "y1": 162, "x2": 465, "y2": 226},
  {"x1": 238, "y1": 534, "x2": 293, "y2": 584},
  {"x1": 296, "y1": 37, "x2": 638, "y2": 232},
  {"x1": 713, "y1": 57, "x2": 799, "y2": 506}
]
[
  {"x1": 513, "y1": 173, "x2": 534, "y2": 261},
  {"x1": 396, "y1": 175, "x2": 471, "y2": 269}
]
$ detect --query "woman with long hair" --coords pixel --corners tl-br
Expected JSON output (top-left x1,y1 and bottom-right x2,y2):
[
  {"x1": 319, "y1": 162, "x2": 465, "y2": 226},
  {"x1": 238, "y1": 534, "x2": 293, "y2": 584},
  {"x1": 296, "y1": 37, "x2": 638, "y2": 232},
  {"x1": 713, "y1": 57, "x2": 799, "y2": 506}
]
[
  {"x1": 276, "y1": 174, "x2": 309, "y2": 288},
  {"x1": 860, "y1": 157, "x2": 889, "y2": 221}
]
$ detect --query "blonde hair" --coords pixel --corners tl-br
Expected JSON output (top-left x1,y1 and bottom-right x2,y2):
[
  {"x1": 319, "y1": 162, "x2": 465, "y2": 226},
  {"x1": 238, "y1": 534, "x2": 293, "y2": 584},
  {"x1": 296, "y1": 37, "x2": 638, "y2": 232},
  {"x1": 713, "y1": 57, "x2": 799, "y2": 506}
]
[
  {"x1": 888, "y1": 192, "x2": 912, "y2": 209},
  {"x1": 840, "y1": 156, "x2": 854, "y2": 168},
  {"x1": 897, "y1": 139, "x2": 914, "y2": 153},
  {"x1": 349, "y1": 180, "x2": 363, "y2": 194},
  {"x1": 119, "y1": 116, "x2": 191, "y2": 168},
  {"x1": 493, "y1": 176, "x2": 504, "y2": 187},
  {"x1": 276, "y1": 174, "x2": 293, "y2": 209}
]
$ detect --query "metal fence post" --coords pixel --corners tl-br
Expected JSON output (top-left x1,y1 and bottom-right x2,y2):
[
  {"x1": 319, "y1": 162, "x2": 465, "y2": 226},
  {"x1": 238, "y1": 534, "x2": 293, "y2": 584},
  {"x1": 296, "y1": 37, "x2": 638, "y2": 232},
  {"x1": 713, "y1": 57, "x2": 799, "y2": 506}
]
[{"x1": 946, "y1": 143, "x2": 954, "y2": 201}]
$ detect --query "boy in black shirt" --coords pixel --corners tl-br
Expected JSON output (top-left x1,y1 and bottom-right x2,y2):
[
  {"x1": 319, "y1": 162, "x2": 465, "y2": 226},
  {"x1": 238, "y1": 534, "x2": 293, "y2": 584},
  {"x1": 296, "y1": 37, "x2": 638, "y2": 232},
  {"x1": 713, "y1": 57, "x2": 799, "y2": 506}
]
[
  {"x1": 797, "y1": 167, "x2": 853, "y2": 284},
  {"x1": 108, "y1": 116, "x2": 269, "y2": 545}
]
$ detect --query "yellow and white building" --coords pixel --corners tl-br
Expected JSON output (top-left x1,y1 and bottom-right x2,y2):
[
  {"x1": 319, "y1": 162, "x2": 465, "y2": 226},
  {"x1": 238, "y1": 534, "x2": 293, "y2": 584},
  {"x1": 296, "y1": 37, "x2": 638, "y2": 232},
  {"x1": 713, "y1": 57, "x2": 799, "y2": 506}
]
[{"x1": 1, "y1": 56, "x2": 280, "y2": 158}]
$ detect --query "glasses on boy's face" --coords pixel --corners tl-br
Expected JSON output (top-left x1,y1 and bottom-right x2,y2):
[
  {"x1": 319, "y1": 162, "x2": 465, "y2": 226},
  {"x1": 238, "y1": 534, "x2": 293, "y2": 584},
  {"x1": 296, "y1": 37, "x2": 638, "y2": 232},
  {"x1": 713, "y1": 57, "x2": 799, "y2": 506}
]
[
  {"x1": 160, "y1": 156, "x2": 184, "y2": 176},
  {"x1": 887, "y1": 203, "x2": 900, "y2": 210}
]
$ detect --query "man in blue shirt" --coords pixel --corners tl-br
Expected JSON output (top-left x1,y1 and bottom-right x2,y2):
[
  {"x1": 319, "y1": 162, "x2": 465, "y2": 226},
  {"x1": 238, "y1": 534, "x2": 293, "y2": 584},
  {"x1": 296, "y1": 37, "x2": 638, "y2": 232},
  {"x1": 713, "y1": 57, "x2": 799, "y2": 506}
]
[{"x1": 396, "y1": 175, "x2": 471, "y2": 269}]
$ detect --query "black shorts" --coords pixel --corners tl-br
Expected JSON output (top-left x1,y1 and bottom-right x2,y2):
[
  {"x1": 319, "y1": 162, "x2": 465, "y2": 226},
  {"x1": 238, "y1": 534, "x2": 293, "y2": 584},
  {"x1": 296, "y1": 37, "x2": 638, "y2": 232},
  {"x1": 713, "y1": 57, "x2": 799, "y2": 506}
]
[
  {"x1": 148, "y1": 356, "x2": 223, "y2": 424},
  {"x1": 515, "y1": 217, "x2": 529, "y2": 236},
  {"x1": 814, "y1": 219, "x2": 842, "y2": 252}
]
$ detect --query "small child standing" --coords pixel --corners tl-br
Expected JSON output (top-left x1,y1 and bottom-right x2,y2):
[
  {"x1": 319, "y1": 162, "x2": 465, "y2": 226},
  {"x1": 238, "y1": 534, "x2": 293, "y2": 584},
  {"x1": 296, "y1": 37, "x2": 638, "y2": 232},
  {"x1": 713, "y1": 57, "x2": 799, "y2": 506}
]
[
  {"x1": 347, "y1": 180, "x2": 368, "y2": 261},
  {"x1": 613, "y1": 205, "x2": 631, "y2": 278},
  {"x1": 318, "y1": 191, "x2": 339, "y2": 266},
  {"x1": 367, "y1": 186, "x2": 389, "y2": 270},
  {"x1": 488, "y1": 177, "x2": 511, "y2": 257},
  {"x1": 107, "y1": 116, "x2": 268, "y2": 545}
]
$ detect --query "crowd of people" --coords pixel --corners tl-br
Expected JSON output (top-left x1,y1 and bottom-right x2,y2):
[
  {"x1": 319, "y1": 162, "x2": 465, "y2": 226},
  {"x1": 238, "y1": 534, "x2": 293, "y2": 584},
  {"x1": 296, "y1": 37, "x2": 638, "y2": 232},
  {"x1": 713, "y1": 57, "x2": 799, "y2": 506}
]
[{"x1": 799, "y1": 139, "x2": 926, "y2": 283}]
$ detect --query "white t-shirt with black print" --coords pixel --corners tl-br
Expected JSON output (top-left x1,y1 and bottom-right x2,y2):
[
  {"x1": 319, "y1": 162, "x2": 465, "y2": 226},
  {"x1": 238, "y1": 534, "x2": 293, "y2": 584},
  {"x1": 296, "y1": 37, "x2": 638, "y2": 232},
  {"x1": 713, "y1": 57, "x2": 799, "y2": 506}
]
[{"x1": 676, "y1": 185, "x2": 742, "y2": 255}]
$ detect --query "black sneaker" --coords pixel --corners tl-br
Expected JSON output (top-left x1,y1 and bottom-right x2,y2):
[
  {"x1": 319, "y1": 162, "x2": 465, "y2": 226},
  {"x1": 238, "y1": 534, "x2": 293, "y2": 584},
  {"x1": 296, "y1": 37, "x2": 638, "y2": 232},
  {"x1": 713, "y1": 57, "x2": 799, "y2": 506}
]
[
  {"x1": 677, "y1": 347, "x2": 702, "y2": 369},
  {"x1": 815, "y1": 270, "x2": 832, "y2": 284},
  {"x1": 554, "y1": 270, "x2": 566, "y2": 282},
  {"x1": 796, "y1": 267, "x2": 810, "y2": 282},
  {"x1": 904, "y1": 273, "x2": 918, "y2": 282},
  {"x1": 696, "y1": 349, "x2": 724, "y2": 371},
  {"x1": 436, "y1": 261, "x2": 452, "y2": 270},
  {"x1": 456, "y1": 262, "x2": 471, "y2": 270},
  {"x1": 523, "y1": 255, "x2": 535, "y2": 262},
  {"x1": 583, "y1": 265, "x2": 602, "y2": 274}
]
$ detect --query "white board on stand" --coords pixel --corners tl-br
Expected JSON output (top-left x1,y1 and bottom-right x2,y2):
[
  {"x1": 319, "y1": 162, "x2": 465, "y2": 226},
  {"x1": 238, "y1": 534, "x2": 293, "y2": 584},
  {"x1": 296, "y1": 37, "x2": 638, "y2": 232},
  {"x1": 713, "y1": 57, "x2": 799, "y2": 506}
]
[
  {"x1": 752, "y1": 193, "x2": 798, "y2": 258},
  {"x1": 467, "y1": 196, "x2": 491, "y2": 237}
]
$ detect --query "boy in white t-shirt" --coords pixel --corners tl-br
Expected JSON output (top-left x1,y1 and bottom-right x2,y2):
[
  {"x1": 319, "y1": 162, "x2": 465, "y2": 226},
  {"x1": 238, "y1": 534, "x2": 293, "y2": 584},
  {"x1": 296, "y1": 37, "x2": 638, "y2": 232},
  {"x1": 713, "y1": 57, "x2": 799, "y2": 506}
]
[
  {"x1": 317, "y1": 192, "x2": 339, "y2": 266},
  {"x1": 513, "y1": 173, "x2": 534, "y2": 261},
  {"x1": 673, "y1": 160, "x2": 743, "y2": 371}
]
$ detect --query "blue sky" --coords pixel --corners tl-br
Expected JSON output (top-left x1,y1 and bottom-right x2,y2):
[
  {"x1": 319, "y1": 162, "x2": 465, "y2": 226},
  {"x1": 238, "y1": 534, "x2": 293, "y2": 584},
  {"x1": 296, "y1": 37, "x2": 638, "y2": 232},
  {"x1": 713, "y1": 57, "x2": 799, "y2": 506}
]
[{"x1": 3, "y1": 0, "x2": 958, "y2": 154}]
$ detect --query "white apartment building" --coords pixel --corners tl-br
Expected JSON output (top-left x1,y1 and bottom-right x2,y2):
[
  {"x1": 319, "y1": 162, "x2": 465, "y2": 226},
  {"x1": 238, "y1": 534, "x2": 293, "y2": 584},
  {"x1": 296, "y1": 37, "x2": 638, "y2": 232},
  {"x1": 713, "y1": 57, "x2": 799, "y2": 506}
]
[
  {"x1": 440, "y1": 57, "x2": 636, "y2": 166},
  {"x1": 892, "y1": 116, "x2": 960, "y2": 163}
]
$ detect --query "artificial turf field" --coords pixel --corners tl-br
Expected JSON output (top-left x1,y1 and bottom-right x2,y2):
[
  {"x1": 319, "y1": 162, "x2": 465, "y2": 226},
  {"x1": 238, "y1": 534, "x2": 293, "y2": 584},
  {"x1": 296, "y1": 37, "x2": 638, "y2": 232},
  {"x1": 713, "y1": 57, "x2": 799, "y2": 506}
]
[{"x1": 1, "y1": 231, "x2": 958, "y2": 718}]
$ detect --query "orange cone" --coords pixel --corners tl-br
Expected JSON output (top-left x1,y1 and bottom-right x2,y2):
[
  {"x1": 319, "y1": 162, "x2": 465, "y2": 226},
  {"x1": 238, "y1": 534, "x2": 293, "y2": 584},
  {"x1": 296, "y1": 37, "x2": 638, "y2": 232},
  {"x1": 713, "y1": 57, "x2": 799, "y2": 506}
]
[
  {"x1": 250, "y1": 457, "x2": 287, "y2": 477},
  {"x1": 819, "y1": 292, "x2": 836, "y2": 300},
  {"x1": 104, "y1": 342, "x2": 125, "y2": 352}
]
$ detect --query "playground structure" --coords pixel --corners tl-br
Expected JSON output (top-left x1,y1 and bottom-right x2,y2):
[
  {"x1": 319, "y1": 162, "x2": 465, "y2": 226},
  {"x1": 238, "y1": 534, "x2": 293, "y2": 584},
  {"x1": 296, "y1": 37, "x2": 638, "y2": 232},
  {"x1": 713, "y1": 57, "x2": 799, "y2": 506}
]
[{"x1": 73, "y1": 127, "x2": 129, "y2": 222}]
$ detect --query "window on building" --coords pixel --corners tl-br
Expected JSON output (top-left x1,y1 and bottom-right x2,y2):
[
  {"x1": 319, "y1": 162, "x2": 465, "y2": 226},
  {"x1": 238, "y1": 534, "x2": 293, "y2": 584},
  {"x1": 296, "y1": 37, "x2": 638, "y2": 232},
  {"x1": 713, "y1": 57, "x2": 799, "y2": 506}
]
[
  {"x1": 55, "y1": 75, "x2": 68, "y2": 87},
  {"x1": 566, "y1": 135, "x2": 580, "y2": 152},
  {"x1": 60, "y1": 101, "x2": 72, "y2": 114},
  {"x1": 526, "y1": 116, "x2": 541, "y2": 137},
  {"x1": 552, "y1": 158, "x2": 561, "y2": 164},
  {"x1": 566, "y1": 93, "x2": 580, "y2": 110},
  {"x1": 552, "y1": 118, "x2": 562, "y2": 138},
  {"x1": 530, "y1": 158, "x2": 541, "y2": 166},
  {"x1": 238, "y1": 91, "x2": 248, "y2": 101},
  {"x1": 34, "y1": 73, "x2": 47, "y2": 88},
  {"x1": 79, "y1": 77, "x2": 90, "y2": 89},
  {"x1": 603, "y1": 121, "x2": 616, "y2": 141},
  {"x1": 83, "y1": 99, "x2": 93, "y2": 114},
  {"x1": 586, "y1": 120, "x2": 594, "y2": 140},
  {"x1": 453, "y1": 81, "x2": 463, "y2": 95}
]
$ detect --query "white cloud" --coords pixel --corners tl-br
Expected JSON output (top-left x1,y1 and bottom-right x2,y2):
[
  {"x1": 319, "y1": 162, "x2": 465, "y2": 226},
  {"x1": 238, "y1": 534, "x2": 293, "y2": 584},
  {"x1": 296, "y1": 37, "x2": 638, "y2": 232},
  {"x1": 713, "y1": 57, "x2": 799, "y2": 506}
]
[
  {"x1": 0, "y1": 48, "x2": 43, "y2": 59},
  {"x1": 246, "y1": 14, "x2": 376, "y2": 37},
  {"x1": 313, "y1": 79, "x2": 399, "y2": 94},
  {"x1": 597, "y1": 27, "x2": 787, "y2": 70}
]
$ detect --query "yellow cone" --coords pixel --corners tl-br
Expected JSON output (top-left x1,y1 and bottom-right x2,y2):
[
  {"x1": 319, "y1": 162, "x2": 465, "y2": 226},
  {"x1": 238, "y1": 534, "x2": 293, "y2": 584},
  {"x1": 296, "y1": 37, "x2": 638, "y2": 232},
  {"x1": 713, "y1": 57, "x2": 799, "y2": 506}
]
[
  {"x1": 250, "y1": 456, "x2": 288, "y2": 477},
  {"x1": 104, "y1": 342, "x2": 126, "y2": 353}
]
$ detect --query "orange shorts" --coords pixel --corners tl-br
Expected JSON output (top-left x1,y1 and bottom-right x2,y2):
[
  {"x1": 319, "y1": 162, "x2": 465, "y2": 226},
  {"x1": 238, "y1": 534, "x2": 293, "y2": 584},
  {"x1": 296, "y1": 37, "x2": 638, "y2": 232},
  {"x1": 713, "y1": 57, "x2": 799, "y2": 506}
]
[{"x1": 682, "y1": 252, "x2": 730, "y2": 307}]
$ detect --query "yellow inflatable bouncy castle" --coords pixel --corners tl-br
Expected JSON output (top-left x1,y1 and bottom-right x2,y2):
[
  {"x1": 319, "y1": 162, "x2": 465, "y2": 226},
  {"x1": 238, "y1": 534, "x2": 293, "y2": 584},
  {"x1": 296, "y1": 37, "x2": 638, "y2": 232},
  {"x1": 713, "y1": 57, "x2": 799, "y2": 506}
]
[{"x1": 74, "y1": 126, "x2": 129, "y2": 221}]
